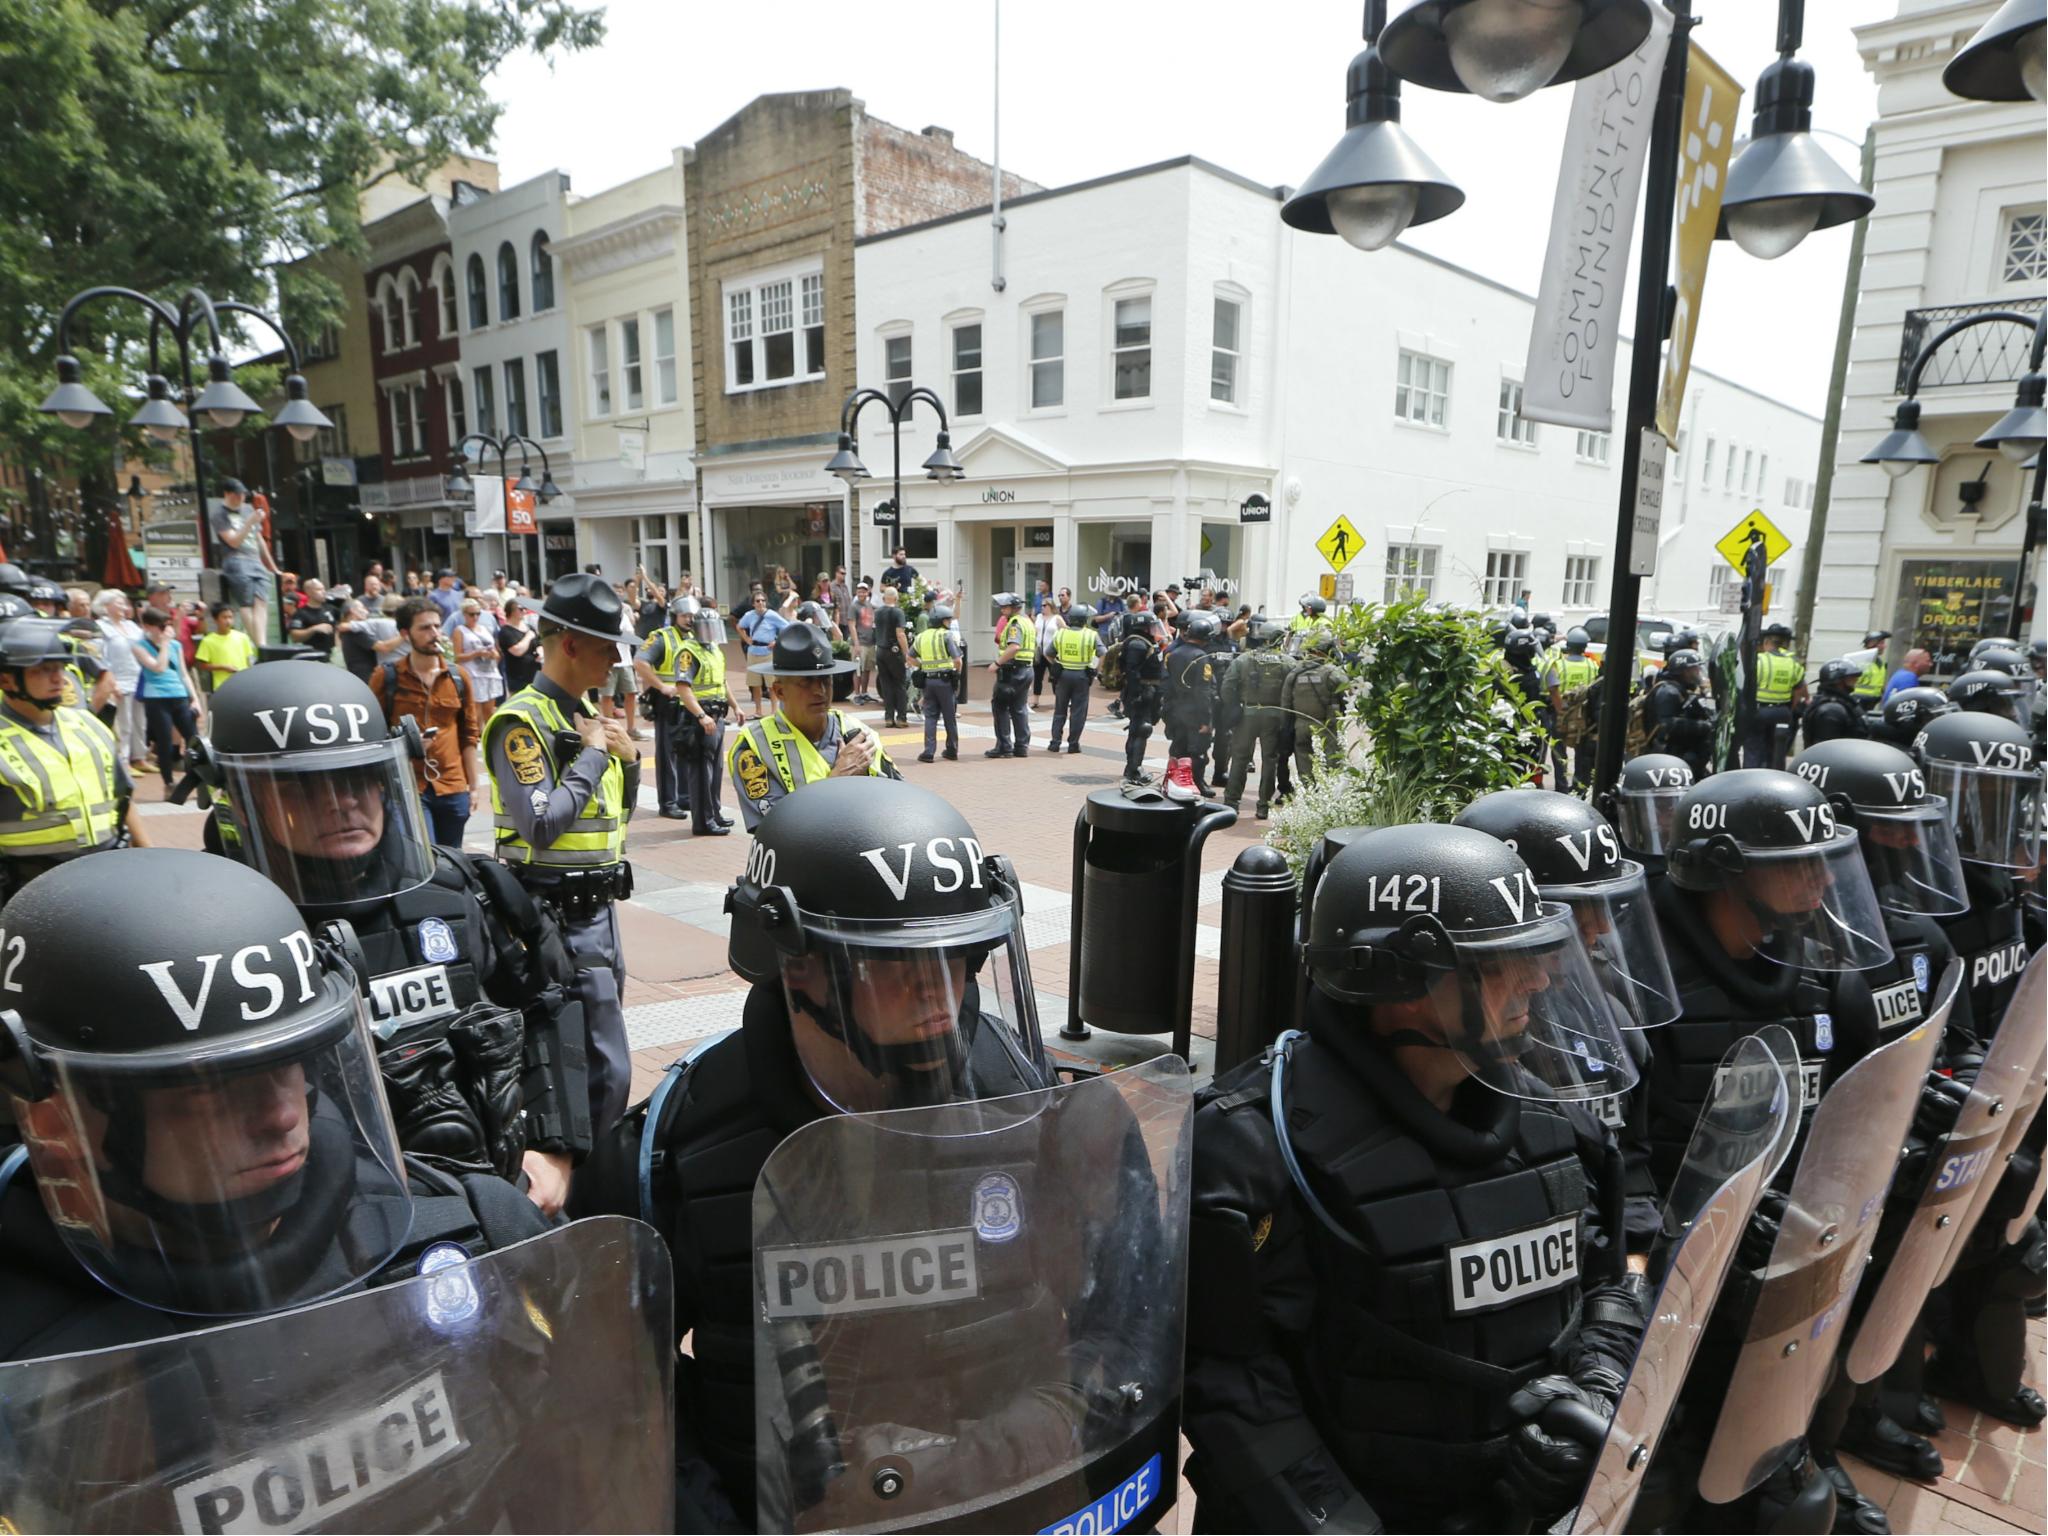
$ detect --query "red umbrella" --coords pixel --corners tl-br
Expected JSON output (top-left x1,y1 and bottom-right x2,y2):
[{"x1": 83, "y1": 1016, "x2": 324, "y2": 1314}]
[{"x1": 102, "y1": 511, "x2": 143, "y2": 590}]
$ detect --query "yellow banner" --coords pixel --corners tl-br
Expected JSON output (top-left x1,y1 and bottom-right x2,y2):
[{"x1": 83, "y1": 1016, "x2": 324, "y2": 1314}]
[{"x1": 1656, "y1": 40, "x2": 1743, "y2": 440}]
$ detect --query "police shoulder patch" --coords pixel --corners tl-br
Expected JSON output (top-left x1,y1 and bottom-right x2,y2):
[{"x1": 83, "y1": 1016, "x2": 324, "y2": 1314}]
[
  {"x1": 1251, "y1": 1212, "x2": 1273, "y2": 1252},
  {"x1": 504, "y1": 724, "x2": 546, "y2": 785},
  {"x1": 972, "y1": 1171, "x2": 1023, "y2": 1244},
  {"x1": 1912, "y1": 952, "x2": 1931, "y2": 994},
  {"x1": 733, "y1": 740, "x2": 772, "y2": 802}
]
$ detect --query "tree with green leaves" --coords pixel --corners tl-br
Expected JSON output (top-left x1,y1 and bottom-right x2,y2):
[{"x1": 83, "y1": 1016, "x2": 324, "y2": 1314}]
[{"x1": 0, "y1": 0, "x2": 604, "y2": 499}]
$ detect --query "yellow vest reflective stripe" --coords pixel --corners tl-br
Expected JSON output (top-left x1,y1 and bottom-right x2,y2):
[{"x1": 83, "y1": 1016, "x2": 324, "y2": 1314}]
[
  {"x1": 914, "y1": 627, "x2": 957, "y2": 671},
  {"x1": 1854, "y1": 660, "x2": 1885, "y2": 699},
  {"x1": 996, "y1": 615, "x2": 1032, "y2": 655},
  {"x1": 729, "y1": 710, "x2": 886, "y2": 795},
  {"x1": 1757, "y1": 651, "x2": 1804, "y2": 704},
  {"x1": 1559, "y1": 654, "x2": 1600, "y2": 689},
  {"x1": 482, "y1": 687, "x2": 626, "y2": 869},
  {"x1": 0, "y1": 709, "x2": 119, "y2": 855},
  {"x1": 681, "y1": 638, "x2": 725, "y2": 693},
  {"x1": 1054, "y1": 627, "x2": 1097, "y2": 669}
]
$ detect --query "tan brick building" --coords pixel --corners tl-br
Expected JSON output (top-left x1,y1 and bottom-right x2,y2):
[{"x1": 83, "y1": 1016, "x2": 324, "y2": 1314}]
[{"x1": 687, "y1": 91, "x2": 1036, "y2": 604}]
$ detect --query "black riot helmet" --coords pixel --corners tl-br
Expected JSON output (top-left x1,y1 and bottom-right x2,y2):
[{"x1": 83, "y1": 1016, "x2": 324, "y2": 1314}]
[
  {"x1": 538, "y1": 571, "x2": 629, "y2": 642},
  {"x1": 1453, "y1": 790, "x2": 1680, "y2": 1028},
  {"x1": 1914, "y1": 712, "x2": 2039, "y2": 870},
  {"x1": 0, "y1": 617, "x2": 78, "y2": 709},
  {"x1": 1507, "y1": 607, "x2": 1531, "y2": 630},
  {"x1": 0, "y1": 593, "x2": 32, "y2": 622},
  {"x1": 1863, "y1": 630, "x2": 1892, "y2": 649},
  {"x1": 1948, "y1": 667, "x2": 2027, "y2": 722},
  {"x1": 1181, "y1": 611, "x2": 1223, "y2": 644},
  {"x1": 927, "y1": 602, "x2": 955, "y2": 625},
  {"x1": 0, "y1": 563, "x2": 34, "y2": 598},
  {"x1": 1503, "y1": 630, "x2": 1541, "y2": 667},
  {"x1": 198, "y1": 663, "x2": 434, "y2": 911},
  {"x1": 1663, "y1": 647, "x2": 1704, "y2": 686},
  {"x1": 1817, "y1": 658, "x2": 1861, "y2": 694},
  {"x1": 1303, "y1": 824, "x2": 1635, "y2": 1101},
  {"x1": 1667, "y1": 769, "x2": 1893, "y2": 970},
  {"x1": 0, "y1": 849, "x2": 410, "y2": 1317},
  {"x1": 1299, "y1": 594, "x2": 1328, "y2": 617},
  {"x1": 27, "y1": 578, "x2": 65, "y2": 613},
  {"x1": 1564, "y1": 626, "x2": 1591, "y2": 655},
  {"x1": 725, "y1": 778, "x2": 1048, "y2": 1113},
  {"x1": 1610, "y1": 753, "x2": 1696, "y2": 857},
  {"x1": 1881, "y1": 685, "x2": 1954, "y2": 743},
  {"x1": 1969, "y1": 635, "x2": 2020, "y2": 662},
  {"x1": 1791, "y1": 739, "x2": 1968, "y2": 917}
]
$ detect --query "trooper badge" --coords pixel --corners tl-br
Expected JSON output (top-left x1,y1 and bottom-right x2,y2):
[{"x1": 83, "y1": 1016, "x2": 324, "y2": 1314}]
[
  {"x1": 972, "y1": 1171, "x2": 1023, "y2": 1244},
  {"x1": 417, "y1": 917, "x2": 459, "y2": 963}
]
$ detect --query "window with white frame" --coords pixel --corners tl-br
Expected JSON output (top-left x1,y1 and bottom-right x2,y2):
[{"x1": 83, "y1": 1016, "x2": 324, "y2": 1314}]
[
  {"x1": 1029, "y1": 310, "x2": 1063, "y2": 409},
  {"x1": 1672, "y1": 429, "x2": 1686, "y2": 468},
  {"x1": 411, "y1": 385, "x2": 429, "y2": 457},
  {"x1": 587, "y1": 327, "x2": 610, "y2": 417},
  {"x1": 1756, "y1": 453, "x2": 1767, "y2": 501},
  {"x1": 1497, "y1": 379, "x2": 1536, "y2": 445},
  {"x1": 1562, "y1": 554, "x2": 1601, "y2": 606},
  {"x1": 377, "y1": 280, "x2": 400, "y2": 355},
  {"x1": 1211, "y1": 295, "x2": 1242, "y2": 405},
  {"x1": 1575, "y1": 430, "x2": 1611, "y2": 465},
  {"x1": 1395, "y1": 350, "x2": 1451, "y2": 427},
  {"x1": 724, "y1": 267, "x2": 826, "y2": 391},
  {"x1": 496, "y1": 242, "x2": 520, "y2": 322},
  {"x1": 1702, "y1": 436, "x2": 1716, "y2": 487},
  {"x1": 951, "y1": 322, "x2": 983, "y2": 417},
  {"x1": 1740, "y1": 447, "x2": 1754, "y2": 494},
  {"x1": 653, "y1": 309, "x2": 677, "y2": 406},
  {"x1": 1482, "y1": 549, "x2": 1528, "y2": 607},
  {"x1": 530, "y1": 232, "x2": 554, "y2": 312},
  {"x1": 387, "y1": 388, "x2": 410, "y2": 458},
  {"x1": 397, "y1": 271, "x2": 419, "y2": 348},
  {"x1": 1765, "y1": 564, "x2": 1789, "y2": 600},
  {"x1": 1708, "y1": 564, "x2": 1732, "y2": 609},
  {"x1": 536, "y1": 350, "x2": 562, "y2": 438},
  {"x1": 620, "y1": 317, "x2": 644, "y2": 412},
  {"x1": 1112, "y1": 294, "x2": 1152, "y2": 401},
  {"x1": 473, "y1": 366, "x2": 497, "y2": 438},
  {"x1": 503, "y1": 358, "x2": 528, "y2": 439},
  {"x1": 883, "y1": 333, "x2": 912, "y2": 407},
  {"x1": 1384, "y1": 543, "x2": 1440, "y2": 602},
  {"x1": 1724, "y1": 443, "x2": 1738, "y2": 490},
  {"x1": 2002, "y1": 206, "x2": 2045, "y2": 285},
  {"x1": 431, "y1": 258, "x2": 457, "y2": 339},
  {"x1": 314, "y1": 404, "x2": 348, "y2": 460},
  {"x1": 445, "y1": 377, "x2": 465, "y2": 446},
  {"x1": 466, "y1": 254, "x2": 488, "y2": 331}
]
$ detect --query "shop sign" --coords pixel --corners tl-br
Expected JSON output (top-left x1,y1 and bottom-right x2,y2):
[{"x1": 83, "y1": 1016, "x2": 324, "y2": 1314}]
[
  {"x1": 1892, "y1": 560, "x2": 2018, "y2": 675},
  {"x1": 543, "y1": 533, "x2": 576, "y2": 552},
  {"x1": 1239, "y1": 493, "x2": 1272, "y2": 524},
  {"x1": 702, "y1": 460, "x2": 839, "y2": 503},
  {"x1": 1088, "y1": 569, "x2": 1142, "y2": 598},
  {"x1": 980, "y1": 488, "x2": 1018, "y2": 504},
  {"x1": 320, "y1": 457, "x2": 358, "y2": 488}
]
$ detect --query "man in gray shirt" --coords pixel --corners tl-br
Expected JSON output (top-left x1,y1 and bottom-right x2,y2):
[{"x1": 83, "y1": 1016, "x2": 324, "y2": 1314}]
[{"x1": 209, "y1": 478, "x2": 277, "y2": 646}]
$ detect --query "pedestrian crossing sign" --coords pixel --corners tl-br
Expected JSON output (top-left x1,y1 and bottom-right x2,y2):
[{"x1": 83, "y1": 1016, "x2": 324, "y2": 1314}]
[
  {"x1": 1317, "y1": 515, "x2": 1364, "y2": 573},
  {"x1": 1714, "y1": 509, "x2": 1790, "y2": 575}
]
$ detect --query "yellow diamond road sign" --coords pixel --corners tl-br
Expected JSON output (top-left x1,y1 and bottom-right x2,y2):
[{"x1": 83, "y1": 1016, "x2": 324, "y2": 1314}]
[
  {"x1": 1714, "y1": 509, "x2": 1791, "y2": 574},
  {"x1": 1316, "y1": 515, "x2": 1364, "y2": 573}
]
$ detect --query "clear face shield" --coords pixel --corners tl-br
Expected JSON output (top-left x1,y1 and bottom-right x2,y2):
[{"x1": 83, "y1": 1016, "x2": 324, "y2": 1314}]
[
  {"x1": 1720, "y1": 830, "x2": 1896, "y2": 970},
  {"x1": 778, "y1": 904, "x2": 1047, "y2": 1114},
  {"x1": 1542, "y1": 862, "x2": 1682, "y2": 1028},
  {"x1": 216, "y1": 739, "x2": 435, "y2": 909},
  {"x1": 1853, "y1": 798, "x2": 1970, "y2": 917},
  {"x1": 1926, "y1": 758, "x2": 2044, "y2": 871},
  {"x1": 1616, "y1": 784, "x2": 1689, "y2": 856},
  {"x1": 5, "y1": 983, "x2": 412, "y2": 1317},
  {"x1": 694, "y1": 611, "x2": 729, "y2": 648}
]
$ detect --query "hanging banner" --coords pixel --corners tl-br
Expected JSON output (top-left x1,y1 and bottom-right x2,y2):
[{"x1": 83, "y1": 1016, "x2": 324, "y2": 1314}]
[
  {"x1": 1521, "y1": 2, "x2": 1675, "y2": 431},
  {"x1": 466, "y1": 474, "x2": 505, "y2": 536},
  {"x1": 506, "y1": 486, "x2": 538, "y2": 535},
  {"x1": 1656, "y1": 40, "x2": 1744, "y2": 439}
]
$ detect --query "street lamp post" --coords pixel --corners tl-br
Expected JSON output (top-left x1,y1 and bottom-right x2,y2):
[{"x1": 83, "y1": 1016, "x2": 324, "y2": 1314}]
[
  {"x1": 1863, "y1": 311, "x2": 2047, "y2": 640},
  {"x1": 443, "y1": 432, "x2": 564, "y2": 589},
  {"x1": 824, "y1": 387, "x2": 966, "y2": 565},
  {"x1": 37, "y1": 286, "x2": 330, "y2": 572}
]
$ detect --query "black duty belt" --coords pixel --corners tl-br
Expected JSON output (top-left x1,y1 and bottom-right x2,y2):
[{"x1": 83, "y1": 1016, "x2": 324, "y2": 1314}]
[{"x1": 514, "y1": 860, "x2": 634, "y2": 920}]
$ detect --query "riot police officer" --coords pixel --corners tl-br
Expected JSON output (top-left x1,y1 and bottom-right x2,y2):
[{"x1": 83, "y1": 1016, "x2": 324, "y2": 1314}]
[
  {"x1": 1162, "y1": 609, "x2": 1222, "y2": 798},
  {"x1": 573, "y1": 779, "x2": 1055, "y2": 1529},
  {"x1": 913, "y1": 601, "x2": 962, "y2": 762},
  {"x1": 0, "y1": 849, "x2": 550, "y2": 1357},
  {"x1": 1500, "y1": 628, "x2": 1551, "y2": 774},
  {"x1": 1283, "y1": 629, "x2": 1347, "y2": 786},
  {"x1": 197, "y1": 663, "x2": 593, "y2": 1214},
  {"x1": 1917, "y1": 711, "x2": 2037, "y2": 1029},
  {"x1": 1603, "y1": 752, "x2": 1696, "y2": 871},
  {"x1": 1644, "y1": 647, "x2": 1716, "y2": 779},
  {"x1": 1219, "y1": 621, "x2": 1290, "y2": 819},
  {"x1": 1116, "y1": 608, "x2": 1167, "y2": 785},
  {"x1": 1747, "y1": 622, "x2": 1807, "y2": 767},
  {"x1": 1184, "y1": 823, "x2": 1645, "y2": 1531},
  {"x1": 0, "y1": 615, "x2": 146, "y2": 904},
  {"x1": 1949, "y1": 665, "x2": 2030, "y2": 726},
  {"x1": 1870, "y1": 684, "x2": 1954, "y2": 750},
  {"x1": 1802, "y1": 658, "x2": 1869, "y2": 746},
  {"x1": 637, "y1": 597, "x2": 741, "y2": 836},
  {"x1": 482, "y1": 572, "x2": 639, "y2": 1136},
  {"x1": 985, "y1": 592, "x2": 1034, "y2": 757}
]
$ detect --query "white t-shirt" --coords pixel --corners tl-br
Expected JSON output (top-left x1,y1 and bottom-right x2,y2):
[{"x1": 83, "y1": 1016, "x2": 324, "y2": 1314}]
[{"x1": 98, "y1": 618, "x2": 143, "y2": 691}]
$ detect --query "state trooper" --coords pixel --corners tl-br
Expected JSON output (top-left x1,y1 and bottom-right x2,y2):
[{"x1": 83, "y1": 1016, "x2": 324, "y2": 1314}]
[
  {"x1": 0, "y1": 848, "x2": 551, "y2": 1357},
  {"x1": 983, "y1": 591, "x2": 1035, "y2": 758},
  {"x1": 1869, "y1": 684, "x2": 1954, "y2": 751},
  {"x1": 1044, "y1": 607, "x2": 1103, "y2": 755},
  {"x1": 196, "y1": 663, "x2": 593, "y2": 1215},
  {"x1": 1548, "y1": 626, "x2": 1602, "y2": 790},
  {"x1": 1115, "y1": 606, "x2": 1167, "y2": 785},
  {"x1": 1288, "y1": 592, "x2": 1330, "y2": 637},
  {"x1": 1801, "y1": 657, "x2": 1869, "y2": 747},
  {"x1": 1852, "y1": 629, "x2": 1893, "y2": 710},
  {"x1": 635, "y1": 595, "x2": 741, "y2": 837},
  {"x1": 1644, "y1": 647, "x2": 1716, "y2": 780},
  {"x1": 726, "y1": 623, "x2": 896, "y2": 831},
  {"x1": 1283, "y1": 629, "x2": 1347, "y2": 786},
  {"x1": 1162, "y1": 609, "x2": 1223, "y2": 798},
  {"x1": 0, "y1": 616, "x2": 146, "y2": 904},
  {"x1": 912, "y1": 601, "x2": 962, "y2": 763},
  {"x1": 573, "y1": 779, "x2": 1055, "y2": 1529},
  {"x1": 1219, "y1": 620, "x2": 1290, "y2": 820},
  {"x1": 1184, "y1": 823, "x2": 1646, "y2": 1531},
  {"x1": 482, "y1": 572, "x2": 639, "y2": 1136},
  {"x1": 1746, "y1": 621, "x2": 1808, "y2": 767}
]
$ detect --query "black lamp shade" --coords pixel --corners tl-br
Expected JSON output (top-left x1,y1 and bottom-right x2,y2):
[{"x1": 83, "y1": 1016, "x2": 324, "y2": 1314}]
[
  {"x1": 1977, "y1": 373, "x2": 2047, "y2": 463},
  {"x1": 922, "y1": 432, "x2": 965, "y2": 481},
  {"x1": 825, "y1": 434, "x2": 870, "y2": 483},
  {"x1": 1862, "y1": 400, "x2": 1940, "y2": 477},
  {"x1": 128, "y1": 375, "x2": 189, "y2": 441},
  {"x1": 271, "y1": 374, "x2": 332, "y2": 442},
  {"x1": 39, "y1": 356, "x2": 111, "y2": 427},
  {"x1": 192, "y1": 355, "x2": 263, "y2": 427},
  {"x1": 1379, "y1": 0, "x2": 1655, "y2": 102},
  {"x1": 443, "y1": 463, "x2": 474, "y2": 500},
  {"x1": 1942, "y1": 0, "x2": 2046, "y2": 102},
  {"x1": 1716, "y1": 132, "x2": 1877, "y2": 251},
  {"x1": 538, "y1": 474, "x2": 562, "y2": 504}
]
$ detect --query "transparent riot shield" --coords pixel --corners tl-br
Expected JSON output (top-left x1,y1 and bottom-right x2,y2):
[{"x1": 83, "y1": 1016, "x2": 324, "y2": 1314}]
[
  {"x1": 753, "y1": 1056, "x2": 1192, "y2": 1535},
  {"x1": 1848, "y1": 963, "x2": 2006, "y2": 1381},
  {"x1": 0, "y1": 1215, "x2": 674, "y2": 1533},
  {"x1": 1571, "y1": 1033, "x2": 1794, "y2": 1534},
  {"x1": 1939, "y1": 950, "x2": 2048, "y2": 1277},
  {"x1": 1697, "y1": 1011, "x2": 1943, "y2": 1503}
]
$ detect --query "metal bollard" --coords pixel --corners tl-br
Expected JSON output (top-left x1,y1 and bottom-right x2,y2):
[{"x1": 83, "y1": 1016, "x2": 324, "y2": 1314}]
[{"x1": 1214, "y1": 845, "x2": 1298, "y2": 1075}]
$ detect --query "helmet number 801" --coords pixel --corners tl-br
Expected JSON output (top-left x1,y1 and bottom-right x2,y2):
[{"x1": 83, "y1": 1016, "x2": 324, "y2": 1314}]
[{"x1": 1687, "y1": 802, "x2": 1729, "y2": 832}]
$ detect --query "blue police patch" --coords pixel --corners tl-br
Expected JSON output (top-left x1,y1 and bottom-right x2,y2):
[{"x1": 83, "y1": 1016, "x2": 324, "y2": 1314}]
[
  {"x1": 1912, "y1": 953, "x2": 1931, "y2": 994},
  {"x1": 972, "y1": 1172, "x2": 1023, "y2": 1244},
  {"x1": 418, "y1": 917, "x2": 459, "y2": 963},
  {"x1": 1814, "y1": 1013, "x2": 1834, "y2": 1052}
]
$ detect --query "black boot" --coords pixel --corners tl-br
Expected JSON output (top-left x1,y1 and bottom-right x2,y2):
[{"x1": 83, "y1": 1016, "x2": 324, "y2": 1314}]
[
  {"x1": 1840, "y1": 1409, "x2": 1941, "y2": 1481},
  {"x1": 1814, "y1": 1451, "x2": 1890, "y2": 1535}
]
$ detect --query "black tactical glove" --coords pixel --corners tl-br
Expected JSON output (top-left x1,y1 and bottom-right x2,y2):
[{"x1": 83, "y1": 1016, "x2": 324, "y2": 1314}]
[
  {"x1": 1912, "y1": 1071, "x2": 1971, "y2": 1145},
  {"x1": 379, "y1": 1033, "x2": 492, "y2": 1175},
  {"x1": 1739, "y1": 1188, "x2": 1791, "y2": 1270},
  {"x1": 1504, "y1": 1375, "x2": 1606, "y2": 1518},
  {"x1": 448, "y1": 1003, "x2": 526, "y2": 1181}
]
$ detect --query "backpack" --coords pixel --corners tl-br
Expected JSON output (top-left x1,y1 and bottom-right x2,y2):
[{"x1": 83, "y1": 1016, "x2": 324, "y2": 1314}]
[
  {"x1": 378, "y1": 657, "x2": 470, "y2": 719},
  {"x1": 1623, "y1": 684, "x2": 1655, "y2": 759}
]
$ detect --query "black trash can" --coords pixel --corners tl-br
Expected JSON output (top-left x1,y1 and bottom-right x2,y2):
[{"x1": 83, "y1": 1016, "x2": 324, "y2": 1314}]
[{"x1": 1065, "y1": 788, "x2": 1236, "y2": 1063}]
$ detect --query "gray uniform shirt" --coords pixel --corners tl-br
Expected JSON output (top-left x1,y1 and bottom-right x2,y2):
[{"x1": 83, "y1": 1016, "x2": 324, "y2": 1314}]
[{"x1": 486, "y1": 675, "x2": 640, "y2": 866}]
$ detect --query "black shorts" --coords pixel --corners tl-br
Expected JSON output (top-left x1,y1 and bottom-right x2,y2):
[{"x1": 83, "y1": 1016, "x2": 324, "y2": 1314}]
[{"x1": 221, "y1": 563, "x2": 266, "y2": 606}]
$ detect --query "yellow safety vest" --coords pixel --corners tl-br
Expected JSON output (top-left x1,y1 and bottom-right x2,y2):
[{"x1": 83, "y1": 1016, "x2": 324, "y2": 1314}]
[
  {"x1": 1054, "y1": 626, "x2": 1097, "y2": 670},
  {"x1": 1558, "y1": 654, "x2": 1600, "y2": 690},
  {"x1": 679, "y1": 638, "x2": 725, "y2": 694},
  {"x1": 995, "y1": 614, "x2": 1033, "y2": 659},
  {"x1": 727, "y1": 710, "x2": 889, "y2": 800},
  {"x1": 1757, "y1": 650, "x2": 1804, "y2": 705},
  {"x1": 1854, "y1": 660, "x2": 1885, "y2": 699},
  {"x1": 913, "y1": 627, "x2": 958, "y2": 672},
  {"x1": 482, "y1": 685, "x2": 626, "y2": 869},
  {"x1": 0, "y1": 708, "x2": 120, "y2": 858}
]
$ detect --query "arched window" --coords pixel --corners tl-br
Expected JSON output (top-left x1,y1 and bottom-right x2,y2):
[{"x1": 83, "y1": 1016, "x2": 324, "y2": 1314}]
[
  {"x1": 530, "y1": 231, "x2": 555, "y2": 312},
  {"x1": 497, "y1": 242, "x2": 521, "y2": 322},
  {"x1": 431, "y1": 254, "x2": 458, "y2": 338},
  {"x1": 467, "y1": 253, "x2": 488, "y2": 330},
  {"x1": 376, "y1": 277, "x2": 400, "y2": 354},
  {"x1": 397, "y1": 269, "x2": 420, "y2": 347}
]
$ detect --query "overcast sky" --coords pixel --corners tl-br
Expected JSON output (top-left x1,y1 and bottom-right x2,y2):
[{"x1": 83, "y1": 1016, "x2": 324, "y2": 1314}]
[{"x1": 486, "y1": 0, "x2": 1898, "y2": 416}]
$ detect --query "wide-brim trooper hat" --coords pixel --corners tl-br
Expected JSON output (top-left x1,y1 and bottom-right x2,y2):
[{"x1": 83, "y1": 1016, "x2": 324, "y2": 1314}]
[
  {"x1": 749, "y1": 621, "x2": 857, "y2": 678},
  {"x1": 539, "y1": 571, "x2": 632, "y2": 642}
]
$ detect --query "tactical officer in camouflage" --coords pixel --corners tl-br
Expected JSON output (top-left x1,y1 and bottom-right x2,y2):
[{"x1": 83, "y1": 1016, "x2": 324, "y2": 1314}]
[{"x1": 1220, "y1": 621, "x2": 1291, "y2": 819}]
